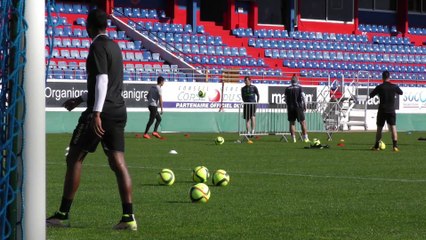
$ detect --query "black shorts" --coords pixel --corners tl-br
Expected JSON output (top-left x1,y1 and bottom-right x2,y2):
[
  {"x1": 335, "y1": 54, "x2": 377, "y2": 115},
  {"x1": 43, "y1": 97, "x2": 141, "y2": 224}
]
[
  {"x1": 243, "y1": 103, "x2": 257, "y2": 119},
  {"x1": 376, "y1": 111, "x2": 396, "y2": 127},
  {"x1": 70, "y1": 111, "x2": 126, "y2": 153},
  {"x1": 287, "y1": 108, "x2": 305, "y2": 122}
]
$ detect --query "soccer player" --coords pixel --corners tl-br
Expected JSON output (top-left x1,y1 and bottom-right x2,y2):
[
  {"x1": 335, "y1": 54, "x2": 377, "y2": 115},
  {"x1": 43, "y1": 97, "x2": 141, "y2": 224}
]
[
  {"x1": 46, "y1": 9, "x2": 137, "y2": 230},
  {"x1": 370, "y1": 70, "x2": 403, "y2": 152},
  {"x1": 241, "y1": 76, "x2": 259, "y2": 137},
  {"x1": 285, "y1": 75, "x2": 309, "y2": 143},
  {"x1": 143, "y1": 76, "x2": 164, "y2": 139}
]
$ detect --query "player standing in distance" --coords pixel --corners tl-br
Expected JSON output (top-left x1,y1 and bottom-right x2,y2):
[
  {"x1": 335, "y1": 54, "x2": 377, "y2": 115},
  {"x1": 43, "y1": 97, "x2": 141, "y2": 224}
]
[
  {"x1": 46, "y1": 9, "x2": 137, "y2": 230},
  {"x1": 241, "y1": 76, "x2": 259, "y2": 137},
  {"x1": 143, "y1": 76, "x2": 165, "y2": 139},
  {"x1": 369, "y1": 70, "x2": 403, "y2": 152},
  {"x1": 285, "y1": 75, "x2": 309, "y2": 143}
]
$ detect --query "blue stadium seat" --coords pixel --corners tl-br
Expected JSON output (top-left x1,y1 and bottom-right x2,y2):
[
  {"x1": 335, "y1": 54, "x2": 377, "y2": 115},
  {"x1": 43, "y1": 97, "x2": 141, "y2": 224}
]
[
  {"x1": 207, "y1": 46, "x2": 215, "y2": 55},
  {"x1": 206, "y1": 36, "x2": 215, "y2": 45},
  {"x1": 248, "y1": 58, "x2": 257, "y2": 66},
  {"x1": 153, "y1": 22, "x2": 162, "y2": 32},
  {"x1": 225, "y1": 58, "x2": 233, "y2": 65},
  {"x1": 239, "y1": 48, "x2": 247, "y2": 57},
  {"x1": 52, "y1": 38, "x2": 61, "y2": 47},
  {"x1": 148, "y1": 9, "x2": 158, "y2": 19},
  {"x1": 143, "y1": 51, "x2": 152, "y2": 61},
  {"x1": 182, "y1": 35, "x2": 190, "y2": 44},
  {"x1": 215, "y1": 46, "x2": 224, "y2": 56},
  {"x1": 135, "y1": 52, "x2": 143, "y2": 61},
  {"x1": 173, "y1": 34, "x2": 182, "y2": 43},
  {"x1": 214, "y1": 37, "x2": 222, "y2": 45},
  {"x1": 132, "y1": 8, "x2": 141, "y2": 18},
  {"x1": 60, "y1": 50, "x2": 70, "y2": 58},
  {"x1": 245, "y1": 28, "x2": 253, "y2": 37},
  {"x1": 248, "y1": 38, "x2": 256, "y2": 47},
  {"x1": 80, "y1": 50, "x2": 88, "y2": 59},
  {"x1": 263, "y1": 40, "x2": 271, "y2": 48},
  {"x1": 117, "y1": 31, "x2": 127, "y2": 39},
  {"x1": 140, "y1": 9, "x2": 149, "y2": 18},
  {"x1": 265, "y1": 49, "x2": 272, "y2": 58},
  {"x1": 63, "y1": 3, "x2": 73, "y2": 13},
  {"x1": 199, "y1": 36, "x2": 207, "y2": 45},
  {"x1": 54, "y1": 28, "x2": 64, "y2": 37},
  {"x1": 165, "y1": 33, "x2": 174, "y2": 43},
  {"x1": 241, "y1": 58, "x2": 249, "y2": 66},
  {"x1": 52, "y1": 69, "x2": 63, "y2": 79},
  {"x1": 70, "y1": 50, "x2": 80, "y2": 59},
  {"x1": 231, "y1": 47, "x2": 239, "y2": 56},
  {"x1": 162, "y1": 23, "x2": 171, "y2": 32},
  {"x1": 183, "y1": 44, "x2": 191, "y2": 53},
  {"x1": 190, "y1": 35, "x2": 198, "y2": 44},
  {"x1": 199, "y1": 45, "x2": 207, "y2": 54},
  {"x1": 191, "y1": 45, "x2": 199, "y2": 54},
  {"x1": 125, "y1": 52, "x2": 135, "y2": 61},
  {"x1": 232, "y1": 28, "x2": 242, "y2": 37},
  {"x1": 62, "y1": 26, "x2": 72, "y2": 36},
  {"x1": 223, "y1": 47, "x2": 231, "y2": 56},
  {"x1": 184, "y1": 24, "x2": 192, "y2": 33},
  {"x1": 209, "y1": 57, "x2": 217, "y2": 64},
  {"x1": 144, "y1": 22, "x2": 153, "y2": 31},
  {"x1": 197, "y1": 25, "x2": 205, "y2": 34}
]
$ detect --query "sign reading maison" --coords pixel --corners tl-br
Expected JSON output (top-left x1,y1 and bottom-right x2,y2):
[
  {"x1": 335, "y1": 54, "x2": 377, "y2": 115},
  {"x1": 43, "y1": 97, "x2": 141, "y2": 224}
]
[{"x1": 268, "y1": 86, "x2": 317, "y2": 108}]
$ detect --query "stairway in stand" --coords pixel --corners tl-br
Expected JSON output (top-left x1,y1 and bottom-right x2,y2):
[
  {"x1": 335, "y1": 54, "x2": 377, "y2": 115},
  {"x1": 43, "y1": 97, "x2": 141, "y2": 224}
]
[{"x1": 199, "y1": 21, "x2": 290, "y2": 71}]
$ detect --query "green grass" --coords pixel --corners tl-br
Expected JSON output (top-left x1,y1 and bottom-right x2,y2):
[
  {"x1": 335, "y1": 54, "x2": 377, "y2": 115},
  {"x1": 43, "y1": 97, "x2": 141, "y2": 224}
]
[{"x1": 47, "y1": 131, "x2": 426, "y2": 240}]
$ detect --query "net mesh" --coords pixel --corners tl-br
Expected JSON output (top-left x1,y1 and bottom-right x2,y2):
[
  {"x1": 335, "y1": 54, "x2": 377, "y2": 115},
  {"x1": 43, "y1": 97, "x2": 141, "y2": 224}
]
[{"x1": 0, "y1": 0, "x2": 27, "y2": 239}]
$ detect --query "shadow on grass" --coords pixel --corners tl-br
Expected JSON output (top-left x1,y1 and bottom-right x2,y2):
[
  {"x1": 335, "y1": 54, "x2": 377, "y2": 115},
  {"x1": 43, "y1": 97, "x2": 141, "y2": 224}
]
[{"x1": 166, "y1": 200, "x2": 190, "y2": 204}]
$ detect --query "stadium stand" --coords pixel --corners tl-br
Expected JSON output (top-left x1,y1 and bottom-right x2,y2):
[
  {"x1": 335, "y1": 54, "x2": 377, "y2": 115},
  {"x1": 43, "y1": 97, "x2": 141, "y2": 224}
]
[
  {"x1": 45, "y1": 3, "x2": 192, "y2": 82},
  {"x1": 45, "y1": 1, "x2": 426, "y2": 85}
]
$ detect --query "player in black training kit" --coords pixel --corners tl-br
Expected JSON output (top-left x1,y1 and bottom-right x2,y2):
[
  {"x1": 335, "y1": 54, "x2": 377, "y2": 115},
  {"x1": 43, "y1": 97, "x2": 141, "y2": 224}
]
[
  {"x1": 241, "y1": 76, "x2": 259, "y2": 136},
  {"x1": 47, "y1": 9, "x2": 137, "y2": 230},
  {"x1": 369, "y1": 71, "x2": 403, "y2": 152},
  {"x1": 285, "y1": 75, "x2": 309, "y2": 143}
]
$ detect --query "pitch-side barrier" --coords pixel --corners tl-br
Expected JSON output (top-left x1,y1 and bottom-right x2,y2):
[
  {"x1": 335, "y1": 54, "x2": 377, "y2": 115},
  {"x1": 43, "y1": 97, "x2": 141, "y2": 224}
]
[{"x1": 238, "y1": 102, "x2": 334, "y2": 142}]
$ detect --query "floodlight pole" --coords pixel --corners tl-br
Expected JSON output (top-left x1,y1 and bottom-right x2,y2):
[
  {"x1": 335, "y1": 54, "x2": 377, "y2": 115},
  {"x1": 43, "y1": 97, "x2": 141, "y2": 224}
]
[{"x1": 23, "y1": 0, "x2": 46, "y2": 239}]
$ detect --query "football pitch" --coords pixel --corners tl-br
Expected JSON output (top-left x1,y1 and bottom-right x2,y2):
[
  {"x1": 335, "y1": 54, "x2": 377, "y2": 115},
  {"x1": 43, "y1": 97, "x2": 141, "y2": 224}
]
[{"x1": 47, "y1": 131, "x2": 426, "y2": 240}]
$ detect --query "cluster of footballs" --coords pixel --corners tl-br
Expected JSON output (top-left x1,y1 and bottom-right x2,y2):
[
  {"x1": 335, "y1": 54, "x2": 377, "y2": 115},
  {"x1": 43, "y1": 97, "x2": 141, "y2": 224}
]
[{"x1": 158, "y1": 166, "x2": 230, "y2": 203}]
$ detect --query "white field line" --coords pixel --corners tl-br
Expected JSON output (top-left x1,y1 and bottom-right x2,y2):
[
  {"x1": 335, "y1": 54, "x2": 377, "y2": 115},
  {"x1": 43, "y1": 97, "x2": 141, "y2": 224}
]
[{"x1": 48, "y1": 162, "x2": 426, "y2": 183}]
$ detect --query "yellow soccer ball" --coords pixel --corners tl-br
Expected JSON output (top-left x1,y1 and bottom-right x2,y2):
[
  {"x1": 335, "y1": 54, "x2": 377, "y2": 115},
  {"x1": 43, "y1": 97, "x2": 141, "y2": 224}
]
[
  {"x1": 158, "y1": 168, "x2": 175, "y2": 186},
  {"x1": 192, "y1": 166, "x2": 210, "y2": 183},
  {"x1": 379, "y1": 141, "x2": 386, "y2": 150},
  {"x1": 212, "y1": 169, "x2": 230, "y2": 186},
  {"x1": 198, "y1": 90, "x2": 206, "y2": 98},
  {"x1": 215, "y1": 136, "x2": 225, "y2": 145},
  {"x1": 189, "y1": 183, "x2": 210, "y2": 203}
]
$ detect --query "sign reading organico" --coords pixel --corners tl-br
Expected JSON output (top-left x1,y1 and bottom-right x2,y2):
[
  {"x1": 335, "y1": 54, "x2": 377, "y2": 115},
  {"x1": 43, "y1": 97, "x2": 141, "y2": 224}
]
[
  {"x1": 45, "y1": 81, "x2": 155, "y2": 108},
  {"x1": 268, "y1": 86, "x2": 317, "y2": 108}
]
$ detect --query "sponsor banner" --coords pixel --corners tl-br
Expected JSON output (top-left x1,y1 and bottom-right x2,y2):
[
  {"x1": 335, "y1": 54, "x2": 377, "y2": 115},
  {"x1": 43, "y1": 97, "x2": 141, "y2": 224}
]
[
  {"x1": 45, "y1": 81, "x2": 87, "y2": 107},
  {"x1": 163, "y1": 101, "x2": 242, "y2": 109},
  {"x1": 400, "y1": 87, "x2": 426, "y2": 110},
  {"x1": 161, "y1": 82, "x2": 269, "y2": 111},
  {"x1": 46, "y1": 80, "x2": 154, "y2": 108},
  {"x1": 46, "y1": 81, "x2": 426, "y2": 114},
  {"x1": 268, "y1": 86, "x2": 317, "y2": 108}
]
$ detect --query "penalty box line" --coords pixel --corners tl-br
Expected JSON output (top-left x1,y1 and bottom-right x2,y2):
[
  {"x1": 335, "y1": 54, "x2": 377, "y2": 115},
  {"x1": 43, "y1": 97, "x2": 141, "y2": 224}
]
[{"x1": 48, "y1": 162, "x2": 426, "y2": 183}]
